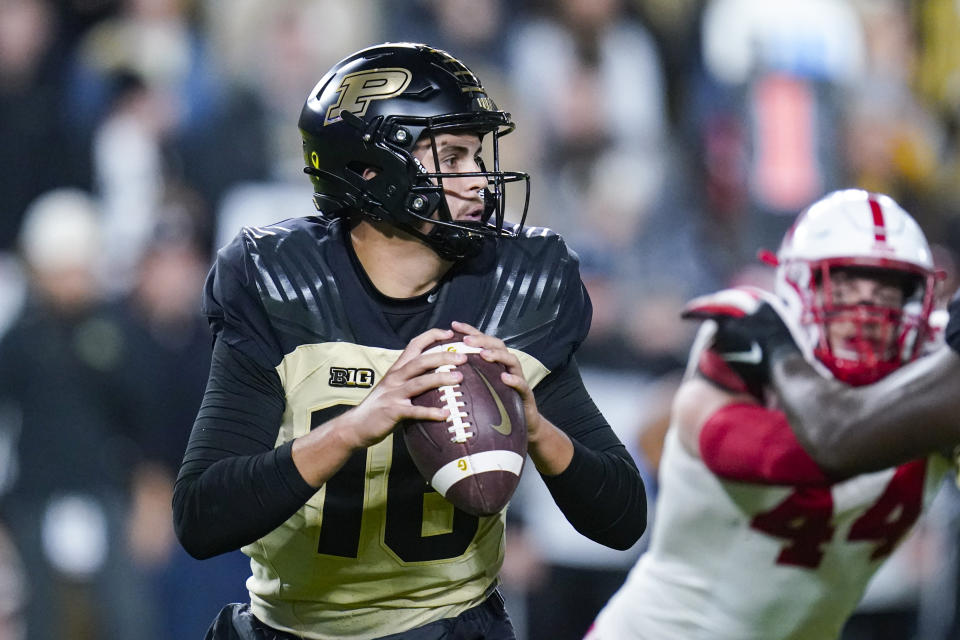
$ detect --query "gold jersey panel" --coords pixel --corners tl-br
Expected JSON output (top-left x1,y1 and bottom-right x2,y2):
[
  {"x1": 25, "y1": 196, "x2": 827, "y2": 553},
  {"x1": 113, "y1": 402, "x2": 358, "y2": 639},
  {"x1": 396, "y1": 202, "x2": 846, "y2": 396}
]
[{"x1": 245, "y1": 341, "x2": 549, "y2": 640}]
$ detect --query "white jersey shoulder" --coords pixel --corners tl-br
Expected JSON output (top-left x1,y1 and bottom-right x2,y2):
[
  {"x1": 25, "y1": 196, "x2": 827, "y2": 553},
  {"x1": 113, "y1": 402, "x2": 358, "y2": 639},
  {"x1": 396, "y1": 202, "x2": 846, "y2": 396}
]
[{"x1": 591, "y1": 425, "x2": 949, "y2": 640}]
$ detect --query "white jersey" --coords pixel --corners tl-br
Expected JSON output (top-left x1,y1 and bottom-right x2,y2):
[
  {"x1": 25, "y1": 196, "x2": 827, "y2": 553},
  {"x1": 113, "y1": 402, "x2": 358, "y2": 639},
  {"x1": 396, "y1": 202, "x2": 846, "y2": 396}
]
[{"x1": 590, "y1": 427, "x2": 950, "y2": 640}]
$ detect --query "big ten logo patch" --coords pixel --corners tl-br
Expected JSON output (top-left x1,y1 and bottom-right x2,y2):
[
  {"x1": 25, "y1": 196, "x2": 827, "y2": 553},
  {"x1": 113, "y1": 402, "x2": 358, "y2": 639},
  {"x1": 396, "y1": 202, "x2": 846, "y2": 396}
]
[{"x1": 328, "y1": 367, "x2": 375, "y2": 388}]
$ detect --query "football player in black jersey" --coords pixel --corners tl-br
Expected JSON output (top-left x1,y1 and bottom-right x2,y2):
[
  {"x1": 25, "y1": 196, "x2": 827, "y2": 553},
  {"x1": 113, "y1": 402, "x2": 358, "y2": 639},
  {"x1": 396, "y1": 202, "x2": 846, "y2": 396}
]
[
  {"x1": 699, "y1": 287, "x2": 960, "y2": 478},
  {"x1": 172, "y1": 43, "x2": 647, "y2": 640}
]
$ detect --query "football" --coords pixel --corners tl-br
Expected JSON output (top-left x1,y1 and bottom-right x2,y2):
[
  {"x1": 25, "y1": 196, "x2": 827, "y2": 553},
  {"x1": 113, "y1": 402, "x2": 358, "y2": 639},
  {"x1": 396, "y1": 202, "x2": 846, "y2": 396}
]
[{"x1": 405, "y1": 332, "x2": 527, "y2": 516}]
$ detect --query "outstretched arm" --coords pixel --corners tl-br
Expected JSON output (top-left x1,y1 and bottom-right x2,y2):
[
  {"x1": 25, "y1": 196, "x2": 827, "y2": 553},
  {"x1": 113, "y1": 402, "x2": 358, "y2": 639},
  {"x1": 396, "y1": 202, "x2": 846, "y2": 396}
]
[
  {"x1": 691, "y1": 290, "x2": 960, "y2": 478},
  {"x1": 769, "y1": 346, "x2": 960, "y2": 477}
]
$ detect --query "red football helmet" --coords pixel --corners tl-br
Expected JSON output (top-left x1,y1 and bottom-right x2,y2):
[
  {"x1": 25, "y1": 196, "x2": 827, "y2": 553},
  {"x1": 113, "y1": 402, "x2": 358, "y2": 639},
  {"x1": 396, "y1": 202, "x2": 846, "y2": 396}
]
[{"x1": 769, "y1": 189, "x2": 938, "y2": 386}]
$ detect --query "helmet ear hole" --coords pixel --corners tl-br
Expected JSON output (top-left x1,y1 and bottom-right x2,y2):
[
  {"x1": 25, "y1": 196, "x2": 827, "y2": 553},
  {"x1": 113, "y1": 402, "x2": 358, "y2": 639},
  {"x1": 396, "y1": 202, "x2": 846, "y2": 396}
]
[
  {"x1": 900, "y1": 274, "x2": 924, "y2": 301},
  {"x1": 346, "y1": 162, "x2": 380, "y2": 180}
]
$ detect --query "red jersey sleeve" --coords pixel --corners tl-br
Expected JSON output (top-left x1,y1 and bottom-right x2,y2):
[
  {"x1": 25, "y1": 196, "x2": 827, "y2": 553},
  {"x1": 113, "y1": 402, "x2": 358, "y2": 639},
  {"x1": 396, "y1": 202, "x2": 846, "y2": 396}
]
[{"x1": 698, "y1": 403, "x2": 831, "y2": 486}]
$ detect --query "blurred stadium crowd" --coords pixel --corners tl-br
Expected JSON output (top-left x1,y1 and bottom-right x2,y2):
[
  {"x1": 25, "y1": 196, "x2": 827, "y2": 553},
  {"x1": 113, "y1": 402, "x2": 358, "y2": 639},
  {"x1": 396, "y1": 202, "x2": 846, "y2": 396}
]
[{"x1": 3, "y1": 0, "x2": 960, "y2": 638}]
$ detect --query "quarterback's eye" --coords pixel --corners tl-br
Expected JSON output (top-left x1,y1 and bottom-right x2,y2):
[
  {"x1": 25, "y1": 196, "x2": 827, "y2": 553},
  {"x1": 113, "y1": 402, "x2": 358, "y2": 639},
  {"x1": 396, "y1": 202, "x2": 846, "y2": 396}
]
[{"x1": 440, "y1": 154, "x2": 459, "y2": 169}]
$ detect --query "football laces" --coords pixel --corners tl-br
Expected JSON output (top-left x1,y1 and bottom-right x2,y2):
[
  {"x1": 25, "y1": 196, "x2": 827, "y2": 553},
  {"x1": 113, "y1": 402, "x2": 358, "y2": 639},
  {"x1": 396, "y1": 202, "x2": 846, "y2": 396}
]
[
  {"x1": 424, "y1": 341, "x2": 484, "y2": 443},
  {"x1": 435, "y1": 364, "x2": 473, "y2": 443}
]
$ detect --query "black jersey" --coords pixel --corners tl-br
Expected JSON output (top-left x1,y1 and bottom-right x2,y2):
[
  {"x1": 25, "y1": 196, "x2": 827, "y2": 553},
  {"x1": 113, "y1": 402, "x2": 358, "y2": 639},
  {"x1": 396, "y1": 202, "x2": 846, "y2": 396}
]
[
  {"x1": 175, "y1": 216, "x2": 644, "y2": 639},
  {"x1": 204, "y1": 216, "x2": 590, "y2": 372}
]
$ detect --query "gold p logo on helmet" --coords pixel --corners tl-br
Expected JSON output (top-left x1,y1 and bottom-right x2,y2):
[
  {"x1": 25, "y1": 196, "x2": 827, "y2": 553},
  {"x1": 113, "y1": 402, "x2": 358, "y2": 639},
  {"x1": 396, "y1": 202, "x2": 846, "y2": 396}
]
[{"x1": 324, "y1": 68, "x2": 412, "y2": 126}]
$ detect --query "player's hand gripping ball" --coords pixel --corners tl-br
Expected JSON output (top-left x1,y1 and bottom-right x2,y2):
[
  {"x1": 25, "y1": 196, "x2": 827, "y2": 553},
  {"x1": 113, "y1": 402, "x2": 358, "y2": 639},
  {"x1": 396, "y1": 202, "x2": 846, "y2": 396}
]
[{"x1": 406, "y1": 332, "x2": 527, "y2": 516}]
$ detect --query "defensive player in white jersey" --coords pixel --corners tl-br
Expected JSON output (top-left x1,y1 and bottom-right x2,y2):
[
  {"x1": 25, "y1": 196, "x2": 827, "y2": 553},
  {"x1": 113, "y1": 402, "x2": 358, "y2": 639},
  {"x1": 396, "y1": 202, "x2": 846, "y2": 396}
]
[{"x1": 588, "y1": 189, "x2": 954, "y2": 640}]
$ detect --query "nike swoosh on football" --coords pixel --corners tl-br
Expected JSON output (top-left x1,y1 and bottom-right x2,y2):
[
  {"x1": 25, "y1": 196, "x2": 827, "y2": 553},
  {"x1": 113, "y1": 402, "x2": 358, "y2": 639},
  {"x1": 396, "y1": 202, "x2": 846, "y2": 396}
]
[
  {"x1": 475, "y1": 369, "x2": 512, "y2": 436},
  {"x1": 723, "y1": 342, "x2": 762, "y2": 365}
]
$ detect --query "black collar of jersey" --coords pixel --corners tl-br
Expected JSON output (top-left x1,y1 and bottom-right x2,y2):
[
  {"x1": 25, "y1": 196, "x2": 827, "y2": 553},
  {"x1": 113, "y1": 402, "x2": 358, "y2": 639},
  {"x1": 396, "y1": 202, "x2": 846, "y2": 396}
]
[
  {"x1": 343, "y1": 229, "x2": 446, "y2": 342},
  {"x1": 343, "y1": 228, "x2": 441, "y2": 311},
  {"x1": 328, "y1": 219, "x2": 497, "y2": 350}
]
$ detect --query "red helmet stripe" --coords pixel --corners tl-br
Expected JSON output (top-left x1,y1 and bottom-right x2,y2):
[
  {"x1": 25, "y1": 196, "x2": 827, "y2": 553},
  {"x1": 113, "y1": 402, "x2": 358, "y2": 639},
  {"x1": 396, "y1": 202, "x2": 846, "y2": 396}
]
[{"x1": 868, "y1": 196, "x2": 887, "y2": 244}]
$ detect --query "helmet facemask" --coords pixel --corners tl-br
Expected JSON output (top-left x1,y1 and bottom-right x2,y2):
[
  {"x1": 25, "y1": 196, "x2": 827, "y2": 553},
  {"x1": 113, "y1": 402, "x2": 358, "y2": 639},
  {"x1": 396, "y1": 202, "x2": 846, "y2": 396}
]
[
  {"x1": 772, "y1": 189, "x2": 939, "y2": 387},
  {"x1": 400, "y1": 114, "x2": 531, "y2": 261},
  {"x1": 802, "y1": 262, "x2": 934, "y2": 386}
]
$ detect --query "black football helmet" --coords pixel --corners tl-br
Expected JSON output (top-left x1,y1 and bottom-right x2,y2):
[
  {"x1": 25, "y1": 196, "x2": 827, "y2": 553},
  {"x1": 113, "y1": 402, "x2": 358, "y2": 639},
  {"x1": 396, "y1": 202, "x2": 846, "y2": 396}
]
[{"x1": 299, "y1": 42, "x2": 530, "y2": 260}]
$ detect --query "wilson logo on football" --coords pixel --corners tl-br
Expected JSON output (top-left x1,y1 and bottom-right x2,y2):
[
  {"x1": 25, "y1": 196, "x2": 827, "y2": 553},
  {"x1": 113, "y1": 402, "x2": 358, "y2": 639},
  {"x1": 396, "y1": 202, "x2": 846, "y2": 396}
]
[{"x1": 328, "y1": 367, "x2": 375, "y2": 388}]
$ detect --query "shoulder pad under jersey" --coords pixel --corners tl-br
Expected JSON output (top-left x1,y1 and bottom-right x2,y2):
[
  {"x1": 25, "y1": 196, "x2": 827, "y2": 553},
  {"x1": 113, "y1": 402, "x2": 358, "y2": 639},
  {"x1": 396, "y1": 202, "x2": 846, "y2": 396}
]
[
  {"x1": 476, "y1": 226, "x2": 592, "y2": 371},
  {"x1": 203, "y1": 217, "x2": 350, "y2": 369}
]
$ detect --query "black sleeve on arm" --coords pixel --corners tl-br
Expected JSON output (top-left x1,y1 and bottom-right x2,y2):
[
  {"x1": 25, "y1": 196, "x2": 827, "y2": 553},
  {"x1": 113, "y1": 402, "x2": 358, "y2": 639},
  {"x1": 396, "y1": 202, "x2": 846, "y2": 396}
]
[
  {"x1": 173, "y1": 338, "x2": 316, "y2": 559},
  {"x1": 533, "y1": 357, "x2": 647, "y2": 550}
]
